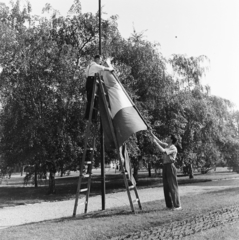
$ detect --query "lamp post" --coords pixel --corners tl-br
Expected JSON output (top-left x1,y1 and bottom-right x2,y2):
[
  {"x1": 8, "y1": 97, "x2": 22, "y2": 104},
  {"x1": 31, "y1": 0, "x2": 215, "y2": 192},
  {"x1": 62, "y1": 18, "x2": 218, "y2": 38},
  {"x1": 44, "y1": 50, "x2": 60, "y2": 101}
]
[{"x1": 99, "y1": 0, "x2": 106, "y2": 211}]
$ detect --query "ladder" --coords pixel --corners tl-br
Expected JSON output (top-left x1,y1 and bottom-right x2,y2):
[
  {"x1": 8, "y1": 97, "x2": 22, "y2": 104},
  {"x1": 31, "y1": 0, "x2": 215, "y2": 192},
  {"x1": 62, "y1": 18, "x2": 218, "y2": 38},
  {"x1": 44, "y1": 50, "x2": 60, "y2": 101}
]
[{"x1": 73, "y1": 73, "x2": 142, "y2": 217}]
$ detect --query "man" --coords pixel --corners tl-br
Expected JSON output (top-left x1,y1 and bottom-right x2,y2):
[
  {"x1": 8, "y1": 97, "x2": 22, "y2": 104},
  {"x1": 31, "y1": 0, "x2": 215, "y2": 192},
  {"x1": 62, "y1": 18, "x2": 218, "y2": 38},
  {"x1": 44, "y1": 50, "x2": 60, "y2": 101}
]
[
  {"x1": 150, "y1": 133, "x2": 181, "y2": 210},
  {"x1": 84, "y1": 55, "x2": 113, "y2": 120}
]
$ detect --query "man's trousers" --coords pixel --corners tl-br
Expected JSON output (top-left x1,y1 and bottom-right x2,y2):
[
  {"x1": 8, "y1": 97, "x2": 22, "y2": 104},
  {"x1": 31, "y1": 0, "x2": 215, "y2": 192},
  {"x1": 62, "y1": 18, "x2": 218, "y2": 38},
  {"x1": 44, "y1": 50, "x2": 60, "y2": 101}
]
[{"x1": 162, "y1": 163, "x2": 181, "y2": 208}]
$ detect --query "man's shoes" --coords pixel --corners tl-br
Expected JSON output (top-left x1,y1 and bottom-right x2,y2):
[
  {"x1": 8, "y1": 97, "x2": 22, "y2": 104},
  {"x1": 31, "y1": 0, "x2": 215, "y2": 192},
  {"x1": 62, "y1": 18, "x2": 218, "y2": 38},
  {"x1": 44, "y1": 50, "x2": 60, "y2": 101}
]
[
  {"x1": 173, "y1": 206, "x2": 182, "y2": 211},
  {"x1": 165, "y1": 207, "x2": 173, "y2": 210}
]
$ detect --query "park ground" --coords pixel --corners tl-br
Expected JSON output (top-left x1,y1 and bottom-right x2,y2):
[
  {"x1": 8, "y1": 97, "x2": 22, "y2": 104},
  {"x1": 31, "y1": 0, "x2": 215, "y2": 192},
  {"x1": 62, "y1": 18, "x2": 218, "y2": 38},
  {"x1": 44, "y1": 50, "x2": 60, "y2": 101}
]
[{"x1": 0, "y1": 167, "x2": 239, "y2": 239}]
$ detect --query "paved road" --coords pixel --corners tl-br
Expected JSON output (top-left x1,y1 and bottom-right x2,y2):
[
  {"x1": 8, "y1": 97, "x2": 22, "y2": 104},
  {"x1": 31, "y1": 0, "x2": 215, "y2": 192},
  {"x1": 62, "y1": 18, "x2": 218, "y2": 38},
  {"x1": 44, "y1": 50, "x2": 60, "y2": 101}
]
[{"x1": 0, "y1": 178, "x2": 238, "y2": 229}]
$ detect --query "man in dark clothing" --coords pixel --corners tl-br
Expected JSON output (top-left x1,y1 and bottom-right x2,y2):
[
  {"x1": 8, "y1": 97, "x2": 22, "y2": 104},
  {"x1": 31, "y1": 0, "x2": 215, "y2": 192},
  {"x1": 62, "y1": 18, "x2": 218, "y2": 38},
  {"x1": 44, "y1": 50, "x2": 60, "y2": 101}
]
[
  {"x1": 150, "y1": 133, "x2": 181, "y2": 210},
  {"x1": 84, "y1": 55, "x2": 113, "y2": 120}
]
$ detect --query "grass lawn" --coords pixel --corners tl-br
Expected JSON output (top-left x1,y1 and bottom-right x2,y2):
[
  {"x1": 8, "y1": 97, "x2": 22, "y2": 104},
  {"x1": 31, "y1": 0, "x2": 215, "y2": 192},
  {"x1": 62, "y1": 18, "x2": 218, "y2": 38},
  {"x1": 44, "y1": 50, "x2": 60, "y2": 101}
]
[
  {"x1": 0, "y1": 179, "x2": 238, "y2": 240},
  {"x1": 0, "y1": 167, "x2": 238, "y2": 208}
]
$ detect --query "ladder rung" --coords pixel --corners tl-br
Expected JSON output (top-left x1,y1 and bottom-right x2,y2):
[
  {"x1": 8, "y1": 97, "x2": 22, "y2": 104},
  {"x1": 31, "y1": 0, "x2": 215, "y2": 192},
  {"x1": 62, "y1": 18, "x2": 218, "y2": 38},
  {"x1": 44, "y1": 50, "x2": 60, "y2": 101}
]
[
  {"x1": 129, "y1": 185, "x2": 135, "y2": 190},
  {"x1": 133, "y1": 199, "x2": 139, "y2": 203},
  {"x1": 80, "y1": 188, "x2": 88, "y2": 193}
]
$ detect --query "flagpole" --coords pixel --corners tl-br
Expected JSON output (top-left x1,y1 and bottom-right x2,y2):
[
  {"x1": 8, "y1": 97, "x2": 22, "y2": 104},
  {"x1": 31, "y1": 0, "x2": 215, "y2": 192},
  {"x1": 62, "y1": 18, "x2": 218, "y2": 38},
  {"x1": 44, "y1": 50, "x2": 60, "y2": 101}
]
[
  {"x1": 99, "y1": 0, "x2": 102, "y2": 54},
  {"x1": 99, "y1": 0, "x2": 106, "y2": 211}
]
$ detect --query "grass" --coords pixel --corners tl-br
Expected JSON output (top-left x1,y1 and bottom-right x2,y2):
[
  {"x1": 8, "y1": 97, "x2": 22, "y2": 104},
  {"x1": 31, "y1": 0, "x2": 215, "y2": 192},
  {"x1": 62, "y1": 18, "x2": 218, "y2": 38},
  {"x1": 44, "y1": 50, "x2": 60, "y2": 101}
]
[
  {"x1": 0, "y1": 167, "x2": 238, "y2": 208},
  {"x1": 0, "y1": 179, "x2": 239, "y2": 240},
  {"x1": 184, "y1": 222, "x2": 239, "y2": 240}
]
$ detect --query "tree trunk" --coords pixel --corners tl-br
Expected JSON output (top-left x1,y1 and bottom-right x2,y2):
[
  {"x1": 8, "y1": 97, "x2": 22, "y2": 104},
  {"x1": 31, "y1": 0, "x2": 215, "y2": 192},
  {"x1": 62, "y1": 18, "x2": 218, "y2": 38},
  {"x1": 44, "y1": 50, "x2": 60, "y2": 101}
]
[
  {"x1": 188, "y1": 164, "x2": 194, "y2": 179},
  {"x1": 60, "y1": 164, "x2": 64, "y2": 177},
  {"x1": 34, "y1": 165, "x2": 38, "y2": 188},
  {"x1": 133, "y1": 167, "x2": 138, "y2": 183},
  {"x1": 148, "y1": 162, "x2": 151, "y2": 177},
  {"x1": 21, "y1": 165, "x2": 23, "y2": 176},
  {"x1": 48, "y1": 172, "x2": 56, "y2": 194}
]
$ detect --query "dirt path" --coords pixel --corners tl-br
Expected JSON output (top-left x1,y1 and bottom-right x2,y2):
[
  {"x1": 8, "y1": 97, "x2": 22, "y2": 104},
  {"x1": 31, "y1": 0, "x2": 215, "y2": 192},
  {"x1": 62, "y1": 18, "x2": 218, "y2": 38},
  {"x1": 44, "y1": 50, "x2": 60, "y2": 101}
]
[{"x1": 0, "y1": 178, "x2": 238, "y2": 229}]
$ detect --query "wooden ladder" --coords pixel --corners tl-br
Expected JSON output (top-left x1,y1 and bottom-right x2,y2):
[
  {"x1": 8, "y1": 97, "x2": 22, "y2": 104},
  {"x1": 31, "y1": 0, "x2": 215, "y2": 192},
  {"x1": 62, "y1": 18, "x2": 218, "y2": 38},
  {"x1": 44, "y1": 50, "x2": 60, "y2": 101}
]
[{"x1": 73, "y1": 73, "x2": 142, "y2": 216}]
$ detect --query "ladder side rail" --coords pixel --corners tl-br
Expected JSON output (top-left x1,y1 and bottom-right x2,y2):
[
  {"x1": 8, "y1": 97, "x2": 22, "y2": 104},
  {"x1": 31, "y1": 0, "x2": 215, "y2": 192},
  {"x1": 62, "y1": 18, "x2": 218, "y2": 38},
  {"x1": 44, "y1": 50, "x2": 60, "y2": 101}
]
[
  {"x1": 73, "y1": 76, "x2": 98, "y2": 217},
  {"x1": 98, "y1": 75, "x2": 135, "y2": 212},
  {"x1": 84, "y1": 137, "x2": 95, "y2": 213},
  {"x1": 133, "y1": 187, "x2": 142, "y2": 210},
  {"x1": 118, "y1": 147, "x2": 135, "y2": 213},
  {"x1": 98, "y1": 75, "x2": 119, "y2": 154},
  {"x1": 80, "y1": 76, "x2": 97, "y2": 174}
]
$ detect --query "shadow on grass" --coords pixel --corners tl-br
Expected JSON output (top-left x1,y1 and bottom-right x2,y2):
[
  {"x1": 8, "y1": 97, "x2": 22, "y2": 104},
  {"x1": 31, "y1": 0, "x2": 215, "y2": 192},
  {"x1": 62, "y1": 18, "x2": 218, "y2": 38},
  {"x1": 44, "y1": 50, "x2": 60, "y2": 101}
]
[{"x1": 29, "y1": 199, "x2": 167, "y2": 227}]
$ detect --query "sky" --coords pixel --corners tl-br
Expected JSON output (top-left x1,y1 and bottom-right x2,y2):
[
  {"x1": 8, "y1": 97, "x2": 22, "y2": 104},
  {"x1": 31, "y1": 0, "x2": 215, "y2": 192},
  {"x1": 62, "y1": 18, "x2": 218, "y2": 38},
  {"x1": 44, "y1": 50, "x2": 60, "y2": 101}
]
[{"x1": 2, "y1": 0, "x2": 239, "y2": 109}]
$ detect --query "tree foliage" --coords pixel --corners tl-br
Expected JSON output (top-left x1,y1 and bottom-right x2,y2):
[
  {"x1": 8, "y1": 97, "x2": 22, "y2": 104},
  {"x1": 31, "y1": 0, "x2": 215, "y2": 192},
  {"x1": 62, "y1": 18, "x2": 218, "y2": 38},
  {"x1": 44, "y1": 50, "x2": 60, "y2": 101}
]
[{"x1": 0, "y1": 0, "x2": 238, "y2": 187}]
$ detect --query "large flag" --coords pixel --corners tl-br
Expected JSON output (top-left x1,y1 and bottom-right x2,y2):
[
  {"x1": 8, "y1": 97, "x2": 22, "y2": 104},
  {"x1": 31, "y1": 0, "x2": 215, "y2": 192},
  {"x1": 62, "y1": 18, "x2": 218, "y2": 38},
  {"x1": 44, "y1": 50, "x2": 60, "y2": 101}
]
[
  {"x1": 98, "y1": 69, "x2": 147, "y2": 186},
  {"x1": 99, "y1": 70, "x2": 147, "y2": 148}
]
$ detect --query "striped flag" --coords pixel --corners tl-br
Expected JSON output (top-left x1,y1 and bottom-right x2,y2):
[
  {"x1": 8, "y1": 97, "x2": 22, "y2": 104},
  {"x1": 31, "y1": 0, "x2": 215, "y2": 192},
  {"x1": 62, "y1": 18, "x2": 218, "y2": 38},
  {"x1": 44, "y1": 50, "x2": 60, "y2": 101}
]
[
  {"x1": 99, "y1": 71, "x2": 147, "y2": 148},
  {"x1": 98, "y1": 70, "x2": 147, "y2": 186}
]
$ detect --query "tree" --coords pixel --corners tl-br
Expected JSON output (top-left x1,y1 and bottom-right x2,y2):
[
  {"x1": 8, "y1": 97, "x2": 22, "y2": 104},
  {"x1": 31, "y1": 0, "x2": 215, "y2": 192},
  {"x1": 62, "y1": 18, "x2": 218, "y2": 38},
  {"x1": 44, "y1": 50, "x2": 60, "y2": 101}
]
[{"x1": 0, "y1": 1, "x2": 128, "y2": 189}]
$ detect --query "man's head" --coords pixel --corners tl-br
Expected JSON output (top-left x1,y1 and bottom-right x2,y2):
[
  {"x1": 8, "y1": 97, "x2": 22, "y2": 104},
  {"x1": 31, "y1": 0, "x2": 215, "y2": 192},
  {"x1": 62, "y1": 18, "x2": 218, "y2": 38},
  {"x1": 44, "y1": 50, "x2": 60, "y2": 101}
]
[
  {"x1": 166, "y1": 134, "x2": 178, "y2": 145},
  {"x1": 94, "y1": 54, "x2": 102, "y2": 64}
]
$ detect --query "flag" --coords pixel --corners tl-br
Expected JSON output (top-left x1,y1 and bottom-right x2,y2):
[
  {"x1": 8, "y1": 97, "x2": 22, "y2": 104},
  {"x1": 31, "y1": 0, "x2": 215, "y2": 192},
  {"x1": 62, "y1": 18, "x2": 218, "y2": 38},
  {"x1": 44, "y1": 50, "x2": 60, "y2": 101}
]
[
  {"x1": 99, "y1": 71, "x2": 147, "y2": 148},
  {"x1": 98, "y1": 70, "x2": 147, "y2": 186}
]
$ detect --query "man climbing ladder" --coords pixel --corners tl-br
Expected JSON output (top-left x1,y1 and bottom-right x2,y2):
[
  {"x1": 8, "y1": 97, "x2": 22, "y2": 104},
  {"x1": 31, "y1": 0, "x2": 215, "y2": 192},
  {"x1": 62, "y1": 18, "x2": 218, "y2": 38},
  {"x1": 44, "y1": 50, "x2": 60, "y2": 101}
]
[{"x1": 84, "y1": 55, "x2": 113, "y2": 121}]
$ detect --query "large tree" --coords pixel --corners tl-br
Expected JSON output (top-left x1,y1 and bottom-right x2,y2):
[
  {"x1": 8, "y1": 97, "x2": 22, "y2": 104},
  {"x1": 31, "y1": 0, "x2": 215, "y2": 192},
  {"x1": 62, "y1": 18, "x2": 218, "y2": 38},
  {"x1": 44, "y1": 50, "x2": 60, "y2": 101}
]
[{"x1": 0, "y1": 1, "x2": 119, "y2": 188}]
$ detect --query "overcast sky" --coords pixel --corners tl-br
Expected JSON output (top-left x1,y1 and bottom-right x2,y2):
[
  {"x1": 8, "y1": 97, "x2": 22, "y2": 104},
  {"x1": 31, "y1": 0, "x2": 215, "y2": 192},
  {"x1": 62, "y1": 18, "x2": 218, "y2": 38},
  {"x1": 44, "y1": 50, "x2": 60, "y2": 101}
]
[{"x1": 2, "y1": 0, "x2": 239, "y2": 109}]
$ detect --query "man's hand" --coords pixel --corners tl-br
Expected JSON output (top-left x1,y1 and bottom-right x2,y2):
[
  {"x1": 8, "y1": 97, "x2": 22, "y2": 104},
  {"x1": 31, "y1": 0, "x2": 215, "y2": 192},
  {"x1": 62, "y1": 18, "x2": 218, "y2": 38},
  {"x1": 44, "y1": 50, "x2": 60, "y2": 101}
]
[{"x1": 105, "y1": 67, "x2": 114, "y2": 72}]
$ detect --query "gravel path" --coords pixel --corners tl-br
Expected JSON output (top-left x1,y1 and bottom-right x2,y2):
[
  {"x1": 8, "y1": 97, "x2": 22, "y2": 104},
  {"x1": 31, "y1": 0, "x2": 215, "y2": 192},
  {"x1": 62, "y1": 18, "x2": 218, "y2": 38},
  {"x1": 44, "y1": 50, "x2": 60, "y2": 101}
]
[{"x1": 0, "y1": 179, "x2": 238, "y2": 229}]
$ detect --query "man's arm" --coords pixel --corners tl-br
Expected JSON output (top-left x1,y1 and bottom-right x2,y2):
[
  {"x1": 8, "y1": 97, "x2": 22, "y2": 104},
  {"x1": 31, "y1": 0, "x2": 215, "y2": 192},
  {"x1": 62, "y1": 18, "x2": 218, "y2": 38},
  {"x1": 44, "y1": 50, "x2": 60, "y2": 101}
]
[
  {"x1": 150, "y1": 132, "x2": 168, "y2": 148},
  {"x1": 153, "y1": 139, "x2": 166, "y2": 153},
  {"x1": 95, "y1": 63, "x2": 113, "y2": 73},
  {"x1": 104, "y1": 67, "x2": 114, "y2": 72}
]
